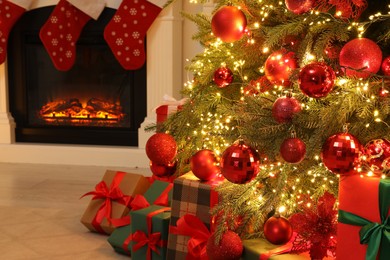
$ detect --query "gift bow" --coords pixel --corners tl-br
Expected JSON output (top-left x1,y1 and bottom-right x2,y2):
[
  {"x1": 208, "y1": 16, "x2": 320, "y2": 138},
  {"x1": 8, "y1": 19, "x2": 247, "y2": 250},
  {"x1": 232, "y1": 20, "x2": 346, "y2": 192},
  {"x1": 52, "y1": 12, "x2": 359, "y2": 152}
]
[
  {"x1": 81, "y1": 171, "x2": 132, "y2": 233},
  {"x1": 161, "y1": 94, "x2": 188, "y2": 106},
  {"x1": 171, "y1": 214, "x2": 212, "y2": 260},
  {"x1": 131, "y1": 230, "x2": 164, "y2": 259},
  {"x1": 338, "y1": 178, "x2": 390, "y2": 260}
]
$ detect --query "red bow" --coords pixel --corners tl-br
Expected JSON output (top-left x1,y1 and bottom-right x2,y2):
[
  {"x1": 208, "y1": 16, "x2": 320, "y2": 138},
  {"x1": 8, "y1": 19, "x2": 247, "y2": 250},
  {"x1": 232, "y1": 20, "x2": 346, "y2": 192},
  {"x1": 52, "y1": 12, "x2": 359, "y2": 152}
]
[
  {"x1": 171, "y1": 214, "x2": 212, "y2": 260},
  {"x1": 81, "y1": 172, "x2": 132, "y2": 233},
  {"x1": 131, "y1": 230, "x2": 164, "y2": 259}
]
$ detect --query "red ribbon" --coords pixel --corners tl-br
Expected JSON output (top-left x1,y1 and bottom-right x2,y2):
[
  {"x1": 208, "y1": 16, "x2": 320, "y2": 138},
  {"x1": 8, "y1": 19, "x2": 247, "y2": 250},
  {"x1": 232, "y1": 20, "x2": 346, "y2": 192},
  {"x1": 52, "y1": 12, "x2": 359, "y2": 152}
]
[
  {"x1": 81, "y1": 171, "x2": 132, "y2": 234},
  {"x1": 130, "y1": 207, "x2": 171, "y2": 260},
  {"x1": 170, "y1": 214, "x2": 212, "y2": 260}
]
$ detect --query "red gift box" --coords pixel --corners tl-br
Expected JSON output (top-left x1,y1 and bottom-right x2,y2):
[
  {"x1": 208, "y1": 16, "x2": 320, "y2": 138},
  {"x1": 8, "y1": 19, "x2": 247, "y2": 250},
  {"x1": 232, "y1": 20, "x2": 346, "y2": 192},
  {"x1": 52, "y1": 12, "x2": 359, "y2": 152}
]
[
  {"x1": 336, "y1": 174, "x2": 390, "y2": 260},
  {"x1": 155, "y1": 95, "x2": 187, "y2": 123}
]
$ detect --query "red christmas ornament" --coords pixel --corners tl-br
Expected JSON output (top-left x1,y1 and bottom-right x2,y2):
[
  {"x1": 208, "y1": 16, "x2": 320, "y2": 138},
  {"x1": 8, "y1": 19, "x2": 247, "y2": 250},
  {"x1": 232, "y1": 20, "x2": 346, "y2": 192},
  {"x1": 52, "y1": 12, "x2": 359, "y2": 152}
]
[
  {"x1": 264, "y1": 49, "x2": 298, "y2": 87},
  {"x1": 150, "y1": 160, "x2": 176, "y2": 177},
  {"x1": 213, "y1": 67, "x2": 233, "y2": 88},
  {"x1": 263, "y1": 215, "x2": 293, "y2": 245},
  {"x1": 272, "y1": 95, "x2": 301, "y2": 123},
  {"x1": 206, "y1": 230, "x2": 243, "y2": 260},
  {"x1": 145, "y1": 133, "x2": 177, "y2": 165},
  {"x1": 285, "y1": 0, "x2": 314, "y2": 14},
  {"x1": 280, "y1": 137, "x2": 306, "y2": 163},
  {"x1": 298, "y1": 62, "x2": 336, "y2": 98},
  {"x1": 190, "y1": 149, "x2": 220, "y2": 181},
  {"x1": 321, "y1": 132, "x2": 362, "y2": 175},
  {"x1": 381, "y1": 56, "x2": 390, "y2": 76},
  {"x1": 211, "y1": 6, "x2": 247, "y2": 43},
  {"x1": 364, "y1": 139, "x2": 390, "y2": 171},
  {"x1": 220, "y1": 140, "x2": 260, "y2": 184},
  {"x1": 339, "y1": 38, "x2": 382, "y2": 79}
]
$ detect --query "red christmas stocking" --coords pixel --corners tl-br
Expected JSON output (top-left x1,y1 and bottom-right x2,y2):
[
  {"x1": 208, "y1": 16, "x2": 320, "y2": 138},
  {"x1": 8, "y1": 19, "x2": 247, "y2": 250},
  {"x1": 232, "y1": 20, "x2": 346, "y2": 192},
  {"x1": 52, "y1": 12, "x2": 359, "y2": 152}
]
[
  {"x1": 0, "y1": 0, "x2": 31, "y2": 64},
  {"x1": 104, "y1": 0, "x2": 162, "y2": 70},
  {"x1": 39, "y1": 0, "x2": 91, "y2": 71}
]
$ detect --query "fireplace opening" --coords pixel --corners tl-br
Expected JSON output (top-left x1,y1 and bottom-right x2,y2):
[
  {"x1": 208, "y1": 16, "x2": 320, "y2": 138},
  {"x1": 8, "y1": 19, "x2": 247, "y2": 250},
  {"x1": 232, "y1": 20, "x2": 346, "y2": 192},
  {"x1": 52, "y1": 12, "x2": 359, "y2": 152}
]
[{"x1": 7, "y1": 6, "x2": 146, "y2": 146}]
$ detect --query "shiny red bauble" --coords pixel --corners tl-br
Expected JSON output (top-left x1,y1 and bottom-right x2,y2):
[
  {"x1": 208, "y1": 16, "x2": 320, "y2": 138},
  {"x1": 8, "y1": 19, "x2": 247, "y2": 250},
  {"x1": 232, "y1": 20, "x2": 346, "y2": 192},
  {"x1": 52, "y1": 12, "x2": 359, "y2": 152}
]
[
  {"x1": 211, "y1": 6, "x2": 247, "y2": 43},
  {"x1": 280, "y1": 137, "x2": 306, "y2": 163},
  {"x1": 190, "y1": 149, "x2": 220, "y2": 181},
  {"x1": 339, "y1": 38, "x2": 382, "y2": 79},
  {"x1": 381, "y1": 56, "x2": 390, "y2": 76},
  {"x1": 213, "y1": 67, "x2": 233, "y2": 88},
  {"x1": 206, "y1": 230, "x2": 243, "y2": 260},
  {"x1": 145, "y1": 133, "x2": 177, "y2": 165},
  {"x1": 150, "y1": 160, "x2": 176, "y2": 177},
  {"x1": 321, "y1": 132, "x2": 362, "y2": 175},
  {"x1": 263, "y1": 215, "x2": 293, "y2": 245},
  {"x1": 220, "y1": 140, "x2": 260, "y2": 184},
  {"x1": 264, "y1": 50, "x2": 298, "y2": 87},
  {"x1": 272, "y1": 96, "x2": 301, "y2": 123},
  {"x1": 285, "y1": 0, "x2": 314, "y2": 14},
  {"x1": 364, "y1": 139, "x2": 390, "y2": 171},
  {"x1": 298, "y1": 62, "x2": 336, "y2": 98}
]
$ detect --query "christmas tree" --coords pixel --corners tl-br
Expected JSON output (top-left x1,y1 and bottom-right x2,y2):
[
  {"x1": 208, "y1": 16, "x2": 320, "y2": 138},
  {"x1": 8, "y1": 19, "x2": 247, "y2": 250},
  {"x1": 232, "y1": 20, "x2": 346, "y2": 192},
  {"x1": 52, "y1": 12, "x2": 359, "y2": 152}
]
[{"x1": 148, "y1": 0, "x2": 390, "y2": 258}]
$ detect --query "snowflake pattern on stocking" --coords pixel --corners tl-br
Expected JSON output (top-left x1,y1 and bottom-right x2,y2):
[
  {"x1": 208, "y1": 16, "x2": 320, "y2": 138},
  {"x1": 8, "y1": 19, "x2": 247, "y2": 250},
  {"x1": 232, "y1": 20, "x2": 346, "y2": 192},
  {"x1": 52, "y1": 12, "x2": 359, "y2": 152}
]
[{"x1": 104, "y1": 0, "x2": 162, "y2": 70}]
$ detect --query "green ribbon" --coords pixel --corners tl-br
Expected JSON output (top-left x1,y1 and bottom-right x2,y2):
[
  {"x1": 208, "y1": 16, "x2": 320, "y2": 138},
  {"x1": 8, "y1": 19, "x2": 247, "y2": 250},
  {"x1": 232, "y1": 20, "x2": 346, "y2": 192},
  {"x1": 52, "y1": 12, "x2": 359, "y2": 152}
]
[{"x1": 338, "y1": 178, "x2": 390, "y2": 260}]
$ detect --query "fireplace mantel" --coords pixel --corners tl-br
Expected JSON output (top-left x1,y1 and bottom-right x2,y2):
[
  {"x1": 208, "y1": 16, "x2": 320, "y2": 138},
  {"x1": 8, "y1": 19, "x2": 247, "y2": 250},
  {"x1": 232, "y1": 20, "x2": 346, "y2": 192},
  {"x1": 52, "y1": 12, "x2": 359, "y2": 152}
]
[{"x1": 0, "y1": 0, "x2": 188, "y2": 168}]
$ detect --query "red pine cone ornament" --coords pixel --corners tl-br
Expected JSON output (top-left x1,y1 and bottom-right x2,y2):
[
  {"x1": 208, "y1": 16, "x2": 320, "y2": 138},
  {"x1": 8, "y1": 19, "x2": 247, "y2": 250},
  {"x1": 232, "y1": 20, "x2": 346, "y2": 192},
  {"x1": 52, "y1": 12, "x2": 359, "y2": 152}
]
[
  {"x1": 145, "y1": 133, "x2": 177, "y2": 165},
  {"x1": 298, "y1": 62, "x2": 336, "y2": 98},
  {"x1": 339, "y1": 38, "x2": 382, "y2": 79},
  {"x1": 363, "y1": 139, "x2": 390, "y2": 172},
  {"x1": 220, "y1": 140, "x2": 260, "y2": 184},
  {"x1": 280, "y1": 137, "x2": 306, "y2": 163},
  {"x1": 285, "y1": 0, "x2": 314, "y2": 14},
  {"x1": 190, "y1": 149, "x2": 220, "y2": 181},
  {"x1": 264, "y1": 50, "x2": 298, "y2": 87},
  {"x1": 272, "y1": 95, "x2": 301, "y2": 123},
  {"x1": 321, "y1": 132, "x2": 362, "y2": 175},
  {"x1": 206, "y1": 230, "x2": 243, "y2": 260},
  {"x1": 381, "y1": 56, "x2": 390, "y2": 76},
  {"x1": 213, "y1": 66, "x2": 234, "y2": 88},
  {"x1": 149, "y1": 160, "x2": 176, "y2": 177},
  {"x1": 211, "y1": 6, "x2": 247, "y2": 43},
  {"x1": 263, "y1": 215, "x2": 293, "y2": 245}
]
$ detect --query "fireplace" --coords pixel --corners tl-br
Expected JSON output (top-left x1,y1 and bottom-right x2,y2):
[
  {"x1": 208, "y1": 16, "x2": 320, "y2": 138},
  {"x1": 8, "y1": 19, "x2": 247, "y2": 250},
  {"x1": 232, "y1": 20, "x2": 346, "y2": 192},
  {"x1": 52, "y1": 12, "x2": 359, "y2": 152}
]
[{"x1": 7, "y1": 6, "x2": 146, "y2": 146}]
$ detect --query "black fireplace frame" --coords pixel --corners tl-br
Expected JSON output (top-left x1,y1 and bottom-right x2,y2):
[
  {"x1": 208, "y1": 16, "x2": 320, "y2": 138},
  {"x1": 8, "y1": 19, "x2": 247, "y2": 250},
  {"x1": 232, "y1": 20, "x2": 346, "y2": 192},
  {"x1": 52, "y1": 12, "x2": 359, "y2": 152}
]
[{"x1": 7, "y1": 7, "x2": 146, "y2": 146}]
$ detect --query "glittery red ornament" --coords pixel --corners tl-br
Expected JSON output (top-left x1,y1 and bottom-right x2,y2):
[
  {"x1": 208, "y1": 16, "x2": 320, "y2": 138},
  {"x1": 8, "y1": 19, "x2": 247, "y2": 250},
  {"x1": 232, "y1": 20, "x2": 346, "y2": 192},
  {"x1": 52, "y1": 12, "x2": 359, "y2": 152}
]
[
  {"x1": 220, "y1": 140, "x2": 260, "y2": 184},
  {"x1": 213, "y1": 67, "x2": 234, "y2": 88},
  {"x1": 280, "y1": 137, "x2": 306, "y2": 163},
  {"x1": 339, "y1": 38, "x2": 382, "y2": 79},
  {"x1": 206, "y1": 230, "x2": 243, "y2": 260},
  {"x1": 321, "y1": 132, "x2": 362, "y2": 175},
  {"x1": 211, "y1": 6, "x2": 247, "y2": 43},
  {"x1": 150, "y1": 160, "x2": 176, "y2": 177},
  {"x1": 364, "y1": 139, "x2": 390, "y2": 172},
  {"x1": 263, "y1": 215, "x2": 293, "y2": 245},
  {"x1": 381, "y1": 56, "x2": 390, "y2": 76},
  {"x1": 190, "y1": 149, "x2": 220, "y2": 181},
  {"x1": 298, "y1": 62, "x2": 336, "y2": 98},
  {"x1": 145, "y1": 133, "x2": 177, "y2": 165},
  {"x1": 272, "y1": 95, "x2": 301, "y2": 123},
  {"x1": 264, "y1": 49, "x2": 298, "y2": 87},
  {"x1": 285, "y1": 0, "x2": 314, "y2": 14}
]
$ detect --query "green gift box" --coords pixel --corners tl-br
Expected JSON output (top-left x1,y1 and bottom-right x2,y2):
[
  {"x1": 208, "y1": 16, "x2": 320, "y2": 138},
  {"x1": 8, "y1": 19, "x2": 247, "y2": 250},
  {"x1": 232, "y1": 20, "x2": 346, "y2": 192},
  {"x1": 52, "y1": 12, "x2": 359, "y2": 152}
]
[
  {"x1": 130, "y1": 205, "x2": 171, "y2": 260},
  {"x1": 241, "y1": 239, "x2": 308, "y2": 260},
  {"x1": 108, "y1": 181, "x2": 173, "y2": 255}
]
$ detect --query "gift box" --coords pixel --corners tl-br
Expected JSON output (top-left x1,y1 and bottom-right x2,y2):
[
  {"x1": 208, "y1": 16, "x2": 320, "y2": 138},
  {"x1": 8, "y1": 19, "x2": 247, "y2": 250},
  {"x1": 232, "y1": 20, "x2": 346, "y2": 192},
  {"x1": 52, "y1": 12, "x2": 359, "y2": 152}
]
[
  {"x1": 130, "y1": 205, "x2": 171, "y2": 260},
  {"x1": 241, "y1": 238, "x2": 307, "y2": 260},
  {"x1": 336, "y1": 175, "x2": 390, "y2": 260},
  {"x1": 166, "y1": 171, "x2": 221, "y2": 259},
  {"x1": 80, "y1": 170, "x2": 150, "y2": 235},
  {"x1": 107, "y1": 180, "x2": 173, "y2": 255},
  {"x1": 155, "y1": 94, "x2": 187, "y2": 124}
]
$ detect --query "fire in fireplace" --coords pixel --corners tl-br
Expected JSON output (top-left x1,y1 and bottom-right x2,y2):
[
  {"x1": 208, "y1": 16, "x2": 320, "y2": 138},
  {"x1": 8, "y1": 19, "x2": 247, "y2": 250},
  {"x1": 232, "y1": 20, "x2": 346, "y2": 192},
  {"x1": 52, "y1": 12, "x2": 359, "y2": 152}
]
[{"x1": 7, "y1": 6, "x2": 146, "y2": 146}]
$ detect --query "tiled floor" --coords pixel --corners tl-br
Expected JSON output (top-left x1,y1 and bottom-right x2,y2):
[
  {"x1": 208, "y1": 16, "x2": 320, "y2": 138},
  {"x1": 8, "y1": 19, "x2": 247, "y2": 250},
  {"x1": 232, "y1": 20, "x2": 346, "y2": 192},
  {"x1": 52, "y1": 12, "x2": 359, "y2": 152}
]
[{"x1": 0, "y1": 162, "x2": 150, "y2": 259}]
